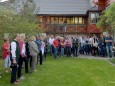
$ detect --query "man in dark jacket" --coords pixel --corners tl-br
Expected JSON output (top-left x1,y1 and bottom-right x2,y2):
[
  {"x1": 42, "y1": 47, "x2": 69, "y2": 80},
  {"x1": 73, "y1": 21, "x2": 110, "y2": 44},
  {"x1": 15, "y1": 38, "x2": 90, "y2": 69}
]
[
  {"x1": 10, "y1": 33, "x2": 20, "y2": 84},
  {"x1": 72, "y1": 35, "x2": 79, "y2": 57}
]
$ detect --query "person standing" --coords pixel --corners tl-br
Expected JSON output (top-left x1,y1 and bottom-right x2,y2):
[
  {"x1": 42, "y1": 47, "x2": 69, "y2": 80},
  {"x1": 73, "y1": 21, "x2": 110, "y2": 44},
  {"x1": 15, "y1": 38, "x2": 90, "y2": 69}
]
[
  {"x1": 35, "y1": 35, "x2": 42, "y2": 65},
  {"x1": 65, "y1": 37, "x2": 72, "y2": 57},
  {"x1": 105, "y1": 33, "x2": 113, "y2": 57},
  {"x1": 53, "y1": 36, "x2": 59, "y2": 59},
  {"x1": 72, "y1": 35, "x2": 79, "y2": 57},
  {"x1": 98, "y1": 34, "x2": 107, "y2": 57},
  {"x1": 10, "y1": 33, "x2": 20, "y2": 84},
  {"x1": 49, "y1": 35, "x2": 54, "y2": 56},
  {"x1": 60, "y1": 37, "x2": 65, "y2": 57},
  {"x1": 29, "y1": 36, "x2": 39, "y2": 72},
  {"x1": 25, "y1": 36, "x2": 32, "y2": 68},
  {"x1": 2, "y1": 37, "x2": 11, "y2": 73},
  {"x1": 17, "y1": 33, "x2": 28, "y2": 80},
  {"x1": 92, "y1": 34, "x2": 99, "y2": 56},
  {"x1": 41, "y1": 37, "x2": 46, "y2": 60}
]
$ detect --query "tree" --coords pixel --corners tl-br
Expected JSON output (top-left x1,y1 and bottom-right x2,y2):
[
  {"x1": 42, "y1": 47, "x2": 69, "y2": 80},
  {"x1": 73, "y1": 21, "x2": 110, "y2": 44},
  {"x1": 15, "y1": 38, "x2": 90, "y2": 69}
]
[
  {"x1": 0, "y1": 0, "x2": 41, "y2": 45},
  {"x1": 97, "y1": 2, "x2": 115, "y2": 32}
]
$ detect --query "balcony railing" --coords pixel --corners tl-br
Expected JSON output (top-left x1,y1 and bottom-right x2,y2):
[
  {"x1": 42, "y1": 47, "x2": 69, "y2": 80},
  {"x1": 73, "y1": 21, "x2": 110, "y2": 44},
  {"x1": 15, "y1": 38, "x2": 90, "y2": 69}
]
[{"x1": 45, "y1": 24, "x2": 87, "y2": 34}]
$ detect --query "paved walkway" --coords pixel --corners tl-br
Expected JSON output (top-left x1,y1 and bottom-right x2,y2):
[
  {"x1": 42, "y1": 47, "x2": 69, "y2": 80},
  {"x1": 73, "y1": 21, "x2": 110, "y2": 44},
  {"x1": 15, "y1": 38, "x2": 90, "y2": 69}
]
[
  {"x1": 78, "y1": 55, "x2": 115, "y2": 66},
  {"x1": 78, "y1": 55, "x2": 113, "y2": 60}
]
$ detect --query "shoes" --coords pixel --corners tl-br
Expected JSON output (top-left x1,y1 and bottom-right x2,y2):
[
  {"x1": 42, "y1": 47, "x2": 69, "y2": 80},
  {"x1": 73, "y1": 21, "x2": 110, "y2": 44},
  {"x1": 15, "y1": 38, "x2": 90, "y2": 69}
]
[
  {"x1": 20, "y1": 76, "x2": 25, "y2": 80},
  {"x1": 16, "y1": 79, "x2": 20, "y2": 82},
  {"x1": 12, "y1": 81, "x2": 19, "y2": 85},
  {"x1": 33, "y1": 70, "x2": 37, "y2": 72}
]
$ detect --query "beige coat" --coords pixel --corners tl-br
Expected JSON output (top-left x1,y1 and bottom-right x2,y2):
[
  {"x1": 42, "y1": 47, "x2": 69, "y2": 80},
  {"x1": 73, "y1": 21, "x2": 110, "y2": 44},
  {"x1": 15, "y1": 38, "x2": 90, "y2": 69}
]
[{"x1": 29, "y1": 41, "x2": 39, "y2": 56}]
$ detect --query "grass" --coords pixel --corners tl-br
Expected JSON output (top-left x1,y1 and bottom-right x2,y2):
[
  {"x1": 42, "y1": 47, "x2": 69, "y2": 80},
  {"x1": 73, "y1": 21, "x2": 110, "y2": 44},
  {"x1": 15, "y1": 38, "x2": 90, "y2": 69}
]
[
  {"x1": 108, "y1": 58, "x2": 115, "y2": 64},
  {"x1": 0, "y1": 56, "x2": 115, "y2": 86}
]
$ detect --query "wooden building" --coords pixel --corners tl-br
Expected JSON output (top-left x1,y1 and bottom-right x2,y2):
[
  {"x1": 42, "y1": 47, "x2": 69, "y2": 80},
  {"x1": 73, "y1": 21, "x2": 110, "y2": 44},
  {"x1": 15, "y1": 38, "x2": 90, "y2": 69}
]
[
  {"x1": 94, "y1": 0, "x2": 115, "y2": 10},
  {"x1": 35, "y1": 0, "x2": 110, "y2": 35}
]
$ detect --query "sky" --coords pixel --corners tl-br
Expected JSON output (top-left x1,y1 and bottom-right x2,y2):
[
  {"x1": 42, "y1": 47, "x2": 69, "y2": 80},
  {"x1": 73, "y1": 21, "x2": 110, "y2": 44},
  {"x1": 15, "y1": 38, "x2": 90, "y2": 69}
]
[{"x1": 0, "y1": 0, "x2": 9, "y2": 2}]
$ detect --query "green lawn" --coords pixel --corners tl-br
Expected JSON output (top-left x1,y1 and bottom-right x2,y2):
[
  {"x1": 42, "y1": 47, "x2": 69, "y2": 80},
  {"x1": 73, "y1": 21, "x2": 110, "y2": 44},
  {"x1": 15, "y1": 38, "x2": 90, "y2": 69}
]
[{"x1": 0, "y1": 56, "x2": 115, "y2": 86}]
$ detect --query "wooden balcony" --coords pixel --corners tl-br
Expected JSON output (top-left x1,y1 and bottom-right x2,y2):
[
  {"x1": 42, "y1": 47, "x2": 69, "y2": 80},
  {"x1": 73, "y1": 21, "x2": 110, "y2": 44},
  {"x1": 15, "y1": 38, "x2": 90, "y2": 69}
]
[{"x1": 44, "y1": 24, "x2": 87, "y2": 34}]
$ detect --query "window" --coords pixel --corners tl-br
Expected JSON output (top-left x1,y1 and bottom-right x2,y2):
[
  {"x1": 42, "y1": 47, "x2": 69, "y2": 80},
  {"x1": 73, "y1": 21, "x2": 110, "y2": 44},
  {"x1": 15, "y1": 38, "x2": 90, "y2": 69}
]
[
  {"x1": 75, "y1": 17, "x2": 79, "y2": 24},
  {"x1": 70, "y1": 17, "x2": 74, "y2": 24},
  {"x1": 79, "y1": 17, "x2": 83, "y2": 24},
  {"x1": 82, "y1": 18, "x2": 85, "y2": 24},
  {"x1": 55, "y1": 17, "x2": 59, "y2": 24},
  {"x1": 39, "y1": 17, "x2": 42, "y2": 23},
  {"x1": 90, "y1": 13, "x2": 99, "y2": 23},
  {"x1": 51, "y1": 17, "x2": 54, "y2": 24},
  {"x1": 59, "y1": 17, "x2": 63, "y2": 24},
  {"x1": 67, "y1": 18, "x2": 71, "y2": 24},
  {"x1": 47, "y1": 17, "x2": 50, "y2": 24}
]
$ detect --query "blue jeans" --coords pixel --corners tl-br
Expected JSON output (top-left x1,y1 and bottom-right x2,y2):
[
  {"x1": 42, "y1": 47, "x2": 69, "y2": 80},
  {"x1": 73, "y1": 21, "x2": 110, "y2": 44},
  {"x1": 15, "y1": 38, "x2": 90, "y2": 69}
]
[
  {"x1": 61, "y1": 48, "x2": 64, "y2": 57},
  {"x1": 99, "y1": 45, "x2": 107, "y2": 57},
  {"x1": 50, "y1": 45, "x2": 53, "y2": 55},
  {"x1": 106, "y1": 46, "x2": 113, "y2": 57},
  {"x1": 54, "y1": 47, "x2": 58, "y2": 59}
]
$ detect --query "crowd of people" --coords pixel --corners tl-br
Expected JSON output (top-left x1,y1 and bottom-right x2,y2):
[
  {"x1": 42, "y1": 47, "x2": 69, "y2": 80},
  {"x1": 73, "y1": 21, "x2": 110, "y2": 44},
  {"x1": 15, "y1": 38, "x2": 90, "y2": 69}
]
[
  {"x1": 0, "y1": 33, "x2": 114, "y2": 84},
  {"x1": 48, "y1": 33, "x2": 114, "y2": 58},
  {"x1": 1, "y1": 33, "x2": 46, "y2": 84}
]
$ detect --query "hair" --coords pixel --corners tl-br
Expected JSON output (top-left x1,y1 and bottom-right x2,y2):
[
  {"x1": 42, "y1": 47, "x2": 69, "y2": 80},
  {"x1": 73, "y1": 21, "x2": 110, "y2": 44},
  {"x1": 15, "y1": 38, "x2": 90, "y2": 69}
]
[
  {"x1": 14, "y1": 33, "x2": 20, "y2": 39},
  {"x1": 3, "y1": 37, "x2": 9, "y2": 42},
  {"x1": 20, "y1": 33, "x2": 25, "y2": 40},
  {"x1": 30, "y1": 36, "x2": 36, "y2": 41}
]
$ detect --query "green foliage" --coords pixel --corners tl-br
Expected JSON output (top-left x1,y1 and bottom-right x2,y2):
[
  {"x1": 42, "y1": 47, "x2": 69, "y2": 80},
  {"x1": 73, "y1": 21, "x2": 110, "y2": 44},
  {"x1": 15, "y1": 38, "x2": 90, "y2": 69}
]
[
  {"x1": 10, "y1": 0, "x2": 15, "y2": 3},
  {"x1": 97, "y1": 2, "x2": 115, "y2": 31},
  {"x1": 0, "y1": 1, "x2": 41, "y2": 45}
]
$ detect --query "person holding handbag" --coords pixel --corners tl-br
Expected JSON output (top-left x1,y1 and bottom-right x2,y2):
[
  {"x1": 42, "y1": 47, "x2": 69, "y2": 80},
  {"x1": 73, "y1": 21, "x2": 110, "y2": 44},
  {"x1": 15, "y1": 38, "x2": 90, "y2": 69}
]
[{"x1": 10, "y1": 33, "x2": 20, "y2": 84}]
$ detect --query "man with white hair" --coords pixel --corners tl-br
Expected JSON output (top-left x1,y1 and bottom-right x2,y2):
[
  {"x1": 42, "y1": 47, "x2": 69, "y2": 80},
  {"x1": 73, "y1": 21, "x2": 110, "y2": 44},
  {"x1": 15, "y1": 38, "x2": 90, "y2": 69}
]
[
  {"x1": 49, "y1": 35, "x2": 54, "y2": 56},
  {"x1": 10, "y1": 33, "x2": 20, "y2": 84}
]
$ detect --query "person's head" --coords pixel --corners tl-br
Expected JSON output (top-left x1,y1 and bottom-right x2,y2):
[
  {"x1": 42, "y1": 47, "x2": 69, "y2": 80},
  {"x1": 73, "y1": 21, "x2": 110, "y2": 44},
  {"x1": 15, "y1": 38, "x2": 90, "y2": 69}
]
[
  {"x1": 14, "y1": 33, "x2": 20, "y2": 41},
  {"x1": 107, "y1": 33, "x2": 111, "y2": 37},
  {"x1": 41, "y1": 36, "x2": 44, "y2": 41},
  {"x1": 20, "y1": 33, "x2": 26, "y2": 41},
  {"x1": 3, "y1": 37, "x2": 9, "y2": 43},
  {"x1": 61, "y1": 37, "x2": 64, "y2": 41},
  {"x1": 100, "y1": 34, "x2": 104, "y2": 38},
  {"x1": 30, "y1": 36, "x2": 36, "y2": 41},
  {"x1": 51, "y1": 35, "x2": 54, "y2": 39},
  {"x1": 36, "y1": 34, "x2": 40, "y2": 40}
]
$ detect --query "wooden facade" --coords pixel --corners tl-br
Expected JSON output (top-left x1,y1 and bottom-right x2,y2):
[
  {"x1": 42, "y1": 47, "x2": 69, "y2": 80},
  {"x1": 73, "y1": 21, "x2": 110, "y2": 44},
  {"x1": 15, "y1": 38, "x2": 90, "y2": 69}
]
[
  {"x1": 94, "y1": 0, "x2": 115, "y2": 10},
  {"x1": 36, "y1": 0, "x2": 112, "y2": 35}
]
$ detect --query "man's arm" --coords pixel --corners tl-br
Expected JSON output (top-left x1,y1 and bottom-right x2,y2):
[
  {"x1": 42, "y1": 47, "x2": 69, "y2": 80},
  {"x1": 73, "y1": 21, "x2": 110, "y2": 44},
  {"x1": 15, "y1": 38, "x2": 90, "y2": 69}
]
[{"x1": 11, "y1": 42, "x2": 17, "y2": 64}]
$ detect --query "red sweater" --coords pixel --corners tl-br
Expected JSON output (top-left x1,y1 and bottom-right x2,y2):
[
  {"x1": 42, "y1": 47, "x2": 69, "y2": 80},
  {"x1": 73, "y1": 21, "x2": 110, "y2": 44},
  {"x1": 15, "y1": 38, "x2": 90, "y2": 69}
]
[
  {"x1": 53, "y1": 39, "x2": 59, "y2": 48},
  {"x1": 2, "y1": 42, "x2": 10, "y2": 59}
]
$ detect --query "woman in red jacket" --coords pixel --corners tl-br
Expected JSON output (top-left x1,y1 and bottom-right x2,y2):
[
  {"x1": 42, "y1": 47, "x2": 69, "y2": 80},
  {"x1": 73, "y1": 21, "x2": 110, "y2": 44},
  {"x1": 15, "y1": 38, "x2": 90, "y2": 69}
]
[{"x1": 2, "y1": 37, "x2": 11, "y2": 73}]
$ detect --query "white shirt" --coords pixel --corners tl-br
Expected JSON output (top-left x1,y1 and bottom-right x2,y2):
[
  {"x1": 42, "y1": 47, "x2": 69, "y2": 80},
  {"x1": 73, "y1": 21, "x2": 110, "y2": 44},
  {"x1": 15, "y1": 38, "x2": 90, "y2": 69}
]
[
  {"x1": 21, "y1": 43, "x2": 26, "y2": 55},
  {"x1": 49, "y1": 38, "x2": 54, "y2": 45},
  {"x1": 11, "y1": 42, "x2": 16, "y2": 59},
  {"x1": 89, "y1": 38, "x2": 93, "y2": 44}
]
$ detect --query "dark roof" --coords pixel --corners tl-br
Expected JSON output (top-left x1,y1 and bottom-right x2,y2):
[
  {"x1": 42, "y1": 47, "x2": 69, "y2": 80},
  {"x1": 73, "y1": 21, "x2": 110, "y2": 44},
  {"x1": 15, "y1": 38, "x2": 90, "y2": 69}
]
[
  {"x1": 88, "y1": 6, "x2": 99, "y2": 11},
  {"x1": 35, "y1": 0, "x2": 91, "y2": 15}
]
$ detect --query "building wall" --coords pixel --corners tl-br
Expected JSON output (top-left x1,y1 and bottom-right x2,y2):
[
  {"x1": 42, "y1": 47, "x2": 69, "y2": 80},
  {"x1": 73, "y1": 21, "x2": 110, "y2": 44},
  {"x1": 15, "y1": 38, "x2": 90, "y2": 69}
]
[{"x1": 37, "y1": 15, "x2": 101, "y2": 34}]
